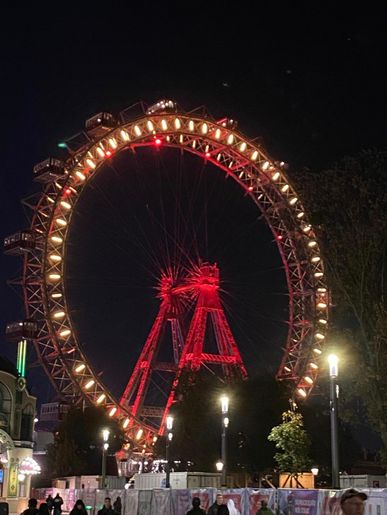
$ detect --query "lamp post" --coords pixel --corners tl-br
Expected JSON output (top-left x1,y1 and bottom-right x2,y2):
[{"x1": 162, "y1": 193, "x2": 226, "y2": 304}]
[
  {"x1": 165, "y1": 415, "x2": 174, "y2": 488},
  {"x1": 101, "y1": 428, "x2": 110, "y2": 490},
  {"x1": 220, "y1": 395, "x2": 229, "y2": 487},
  {"x1": 311, "y1": 466, "x2": 319, "y2": 487},
  {"x1": 328, "y1": 354, "x2": 340, "y2": 488}
]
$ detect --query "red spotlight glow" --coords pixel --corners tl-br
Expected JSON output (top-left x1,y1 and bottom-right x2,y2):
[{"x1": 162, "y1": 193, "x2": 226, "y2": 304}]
[
  {"x1": 65, "y1": 188, "x2": 72, "y2": 195},
  {"x1": 248, "y1": 186, "x2": 254, "y2": 191},
  {"x1": 155, "y1": 138, "x2": 162, "y2": 146},
  {"x1": 205, "y1": 152, "x2": 211, "y2": 158},
  {"x1": 277, "y1": 235, "x2": 283, "y2": 240},
  {"x1": 105, "y1": 150, "x2": 112, "y2": 157}
]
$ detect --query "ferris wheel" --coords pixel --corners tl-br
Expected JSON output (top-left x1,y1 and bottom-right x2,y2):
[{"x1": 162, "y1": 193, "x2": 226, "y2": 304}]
[{"x1": 4, "y1": 100, "x2": 329, "y2": 452}]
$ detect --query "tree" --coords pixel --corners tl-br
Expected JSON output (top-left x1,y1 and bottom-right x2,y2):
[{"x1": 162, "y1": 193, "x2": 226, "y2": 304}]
[
  {"x1": 293, "y1": 150, "x2": 387, "y2": 464},
  {"x1": 47, "y1": 433, "x2": 85, "y2": 477},
  {"x1": 46, "y1": 406, "x2": 125, "y2": 478},
  {"x1": 268, "y1": 410, "x2": 312, "y2": 473}
]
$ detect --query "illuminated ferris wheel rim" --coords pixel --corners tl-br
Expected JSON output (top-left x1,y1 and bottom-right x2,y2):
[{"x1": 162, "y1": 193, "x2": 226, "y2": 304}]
[{"x1": 23, "y1": 104, "x2": 329, "y2": 451}]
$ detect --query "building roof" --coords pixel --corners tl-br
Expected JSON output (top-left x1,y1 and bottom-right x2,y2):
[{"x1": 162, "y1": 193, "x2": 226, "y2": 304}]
[{"x1": 0, "y1": 355, "x2": 18, "y2": 377}]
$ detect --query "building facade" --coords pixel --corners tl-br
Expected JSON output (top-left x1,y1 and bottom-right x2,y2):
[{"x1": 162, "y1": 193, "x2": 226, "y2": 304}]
[{"x1": 0, "y1": 357, "x2": 37, "y2": 514}]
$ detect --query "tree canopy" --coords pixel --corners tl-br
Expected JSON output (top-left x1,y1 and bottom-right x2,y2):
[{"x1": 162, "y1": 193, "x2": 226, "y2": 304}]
[
  {"x1": 46, "y1": 405, "x2": 125, "y2": 477},
  {"x1": 294, "y1": 149, "x2": 387, "y2": 464},
  {"x1": 268, "y1": 410, "x2": 312, "y2": 473}
]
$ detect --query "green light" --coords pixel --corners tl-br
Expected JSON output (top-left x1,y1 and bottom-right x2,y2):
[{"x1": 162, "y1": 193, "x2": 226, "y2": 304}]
[
  {"x1": 58, "y1": 142, "x2": 68, "y2": 149},
  {"x1": 17, "y1": 339, "x2": 27, "y2": 377}
]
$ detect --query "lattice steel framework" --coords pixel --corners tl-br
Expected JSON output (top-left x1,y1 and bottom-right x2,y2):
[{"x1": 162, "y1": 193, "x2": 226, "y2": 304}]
[
  {"x1": 119, "y1": 274, "x2": 186, "y2": 427},
  {"x1": 18, "y1": 104, "x2": 328, "y2": 451}
]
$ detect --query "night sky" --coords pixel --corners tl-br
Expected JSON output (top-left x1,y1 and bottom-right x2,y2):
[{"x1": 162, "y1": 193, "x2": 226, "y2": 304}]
[{"x1": 1, "y1": 6, "x2": 386, "y2": 404}]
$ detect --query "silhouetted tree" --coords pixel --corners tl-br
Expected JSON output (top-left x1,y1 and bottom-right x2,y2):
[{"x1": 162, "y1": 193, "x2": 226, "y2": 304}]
[
  {"x1": 46, "y1": 406, "x2": 125, "y2": 477},
  {"x1": 294, "y1": 150, "x2": 387, "y2": 464}
]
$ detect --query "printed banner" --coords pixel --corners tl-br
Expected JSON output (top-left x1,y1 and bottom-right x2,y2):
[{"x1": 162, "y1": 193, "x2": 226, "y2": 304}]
[
  {"x1": 318, "y1": 489, "x2": 340, "y2": 515},
  {"x1": 247, "y1": 488, "x2": 276, "y2": 515},
  {"x1": 66, "y1": 489, "x2": 77, "y2": 512},
  {"x1": 221, "y1": 489, "x2": 245, "y2": 515},
  {"x1": 124, "y1": 489, "x2": 139, "y2": 515},
  {"x1": 172, "y1": 489, "x2": 192, "y2": 515},
  {"x1": 279, "y1": 489, "x2": 319, "y2": 515},
  {"x1": 355, "y1": 489, "x2": 385, "y2": 515},
  {"x1": 171, "y1": 488, "x2": 213, "y2": 514},
  {"x1": 77, "y1": 488, "x2": 97, "y2": 513},
  {"x1": 137, "y1": 490, "x2": 152, "y2": 515},
  {"x1": 191, "y1": 489, "x2": 214, "y2": 511},
  {"x1": 150, "y1": 489, "x2": 171, "y2": 515},
  {"x1": 31, "y1": 485, "x2": 385, "y2": 515}
]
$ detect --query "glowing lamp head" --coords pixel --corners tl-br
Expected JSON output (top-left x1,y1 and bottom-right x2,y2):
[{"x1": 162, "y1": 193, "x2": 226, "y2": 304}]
[
  {"x1": 102, "y1": 428, "x2": 110, "y2": 442},
  {"x1": 155, "y1": 138, "x2": 162, "y2": 146},
  {"x1": 220, "y1": 395, "x2": 229, "y2": 414},
  {"x1": 328, "y1": 354, "x2": 339, "y2": 377},
  {"x1": 216, "y1": 460, "x2": 224, "y2": 472},
  {"x1": 105, "y1": 150, "x2": 112, "y2": 157},
  {"x1": 166, "y1": 415, "x2": 174, "y2": 430},
  {"x1": 311, "y1": 466, "x2": 319, "y2": 476}
]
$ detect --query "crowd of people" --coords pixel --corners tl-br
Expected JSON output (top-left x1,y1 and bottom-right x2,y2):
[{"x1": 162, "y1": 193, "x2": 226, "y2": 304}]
[
  {"x1": 21, "y1": 496, "x2": 122, "y2": 515},
  {"x1": 186, "y1": 488, "x2": 369, "y2": 515},
  {"x1": 187, "y1": 493, "x2": 274, "y2": 515},
  {"x1": 21, "y1": 488, "x2": 368, "y2": 515}
]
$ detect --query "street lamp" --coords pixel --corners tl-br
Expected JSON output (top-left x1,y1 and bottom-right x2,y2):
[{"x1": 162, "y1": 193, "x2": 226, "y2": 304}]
[
  {"x1": 216, "y1": 461, "x2": 224, "y2": 472},
  {"x1": 328, "y1": 354, "x2": 340, "y2": 488},
  {"x1": 101, "y1": 428, "x2": 110, "y2": 490},
  {"x1": 311, "y1": 466, "x2": 319, "y2": 488},
  {"x1": 220, "y1": 395, "x2": 229, "y2": 487},
  {"x1": 311, "y1": 466, "x2": 319, "y2": 476},
  {"x1": 165, "y1": 415, "x2": 174, "y2": 488}
]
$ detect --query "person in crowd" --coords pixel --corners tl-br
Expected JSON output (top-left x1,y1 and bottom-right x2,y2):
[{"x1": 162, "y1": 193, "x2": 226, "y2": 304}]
[
  {"x1": 97, "y1": 497, "x2": 116, "y2": 515},
  {"x1": 21, "y1": 498, "x2": 39, "y2": 515},
  {"x1": 53, "y1": 494, "x2": 63, "y2": 515},
  {"x1": 39, "y1": 503, "x2": 50, "y2": 515},
  {"x1": 257, "y1": 500, "x2": 274, "y2": 515},
  {"x1": 186, "y1": 497, "x2": 206, "y2": 515},
  {"x1": 46, "y1": 495, "x2": 54, "y2": 514},
  {"x1": 70, "y1": 500, "x2": 88, "y2": 515},
  {"x1": 208, "y1": 493, "x2": 229, "y2": 515},
  {"x1": 113, "y1": 497, "x2": 122, "y2": 515},
  {"x1": 340, "y1": 489, "x2": 367, "y2": 515},
  {"x1": 227, "y1": 499, "x2": 241, "y2": 515}
]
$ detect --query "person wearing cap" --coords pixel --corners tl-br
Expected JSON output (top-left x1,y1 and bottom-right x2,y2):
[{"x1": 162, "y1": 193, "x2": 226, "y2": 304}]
[{"x1": 340, "y1": 489, "x2": 367, "y2": 515}]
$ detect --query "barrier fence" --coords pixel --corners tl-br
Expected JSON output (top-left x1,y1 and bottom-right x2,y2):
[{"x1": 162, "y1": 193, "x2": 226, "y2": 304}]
[{"x1": 32, "y1": 486, "x2": 387, "y2": 515}]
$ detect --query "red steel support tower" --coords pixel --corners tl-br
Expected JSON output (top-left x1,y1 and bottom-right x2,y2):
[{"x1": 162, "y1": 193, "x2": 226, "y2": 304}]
[
  {"x1": 161, "y1": 263, "x2": 247, "y2": 430},
  {"x1": 119, "y1": 275, "x2": 185, "y2": 427},
  {"x1": 120, "y1": 263, "x2": 247, "y2": 434}
]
